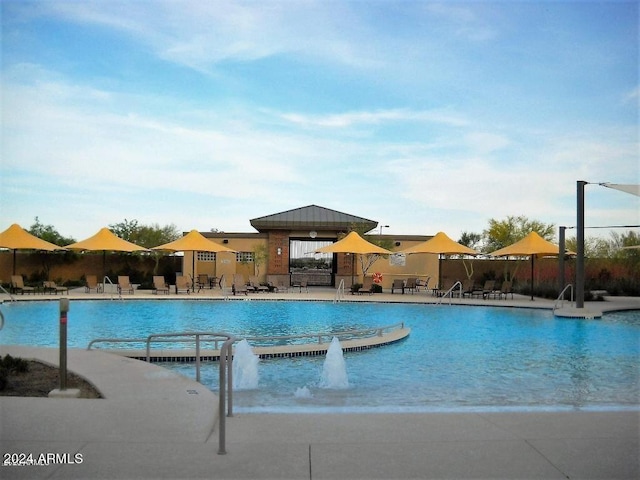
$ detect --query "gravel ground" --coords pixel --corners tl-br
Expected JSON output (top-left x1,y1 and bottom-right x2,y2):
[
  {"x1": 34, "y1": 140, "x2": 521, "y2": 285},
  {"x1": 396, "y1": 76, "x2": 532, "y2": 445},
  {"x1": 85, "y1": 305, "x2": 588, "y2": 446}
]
[{"x1": 0, "y1": 360, "x2": 102, "y2": 399}]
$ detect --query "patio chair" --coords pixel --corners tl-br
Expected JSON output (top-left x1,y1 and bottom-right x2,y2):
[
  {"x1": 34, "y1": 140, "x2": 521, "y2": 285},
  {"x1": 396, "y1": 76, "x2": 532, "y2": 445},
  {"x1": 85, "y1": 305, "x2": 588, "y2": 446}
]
[
  {"x1": 196, "y1": 274, "x2": 209, "y2": 292},
  {"x1": 415, "y1": 277, "x2": 430, "y2": 292},
  {"x1": 462, "y1": 280, "x2": 475, "y2": 298},
  {"x1": 11, "y1": 275, "x2": 36, "y2": 295},
  {"x1": 292, "y1": 277, "x2": 308, "y2": 293},
  {"x1": 232, "y1": 274, "x2": 248, "y2": 296},
  {"x1": 153, "y1": 276, "x2": 170, "y2": 294},
  {"x1": 249, "y1": 276, "x2": 269, "y2": 293},
  {"x1": 496, "y1": 280, "x2": 513, "y2": 300},
  {"x1": 405, "y1": 277, "x2": 418, "y2": 294},
  {"x1": 357, "y1": 276, "x2": 374, "y2": 295},
  {"x1": 391, "y1": 279, "x2": 405, "y2": 294},
  {"x1": 472, "y1": 280, "x2": 495, "y2": 299},
  {"x1": 175, "y1": 275, "x2": 191, "y2": 294},
  {"x1": 43, "y1": 280, "x2": 68, "y2": 295},
  {"x1": 117, "y1": 276, "x2": 134, "y2": 295},
  {"x1": 85, "y1": 275, "x2": 101, "y2": 293}
]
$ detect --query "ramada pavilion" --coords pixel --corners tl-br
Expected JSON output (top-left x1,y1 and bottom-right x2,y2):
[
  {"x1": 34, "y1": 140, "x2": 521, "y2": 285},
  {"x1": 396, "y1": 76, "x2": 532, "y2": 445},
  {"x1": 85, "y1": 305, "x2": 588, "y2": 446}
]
[{"x1": 188, "y1": 204, "x2": 436, "y2": 290}]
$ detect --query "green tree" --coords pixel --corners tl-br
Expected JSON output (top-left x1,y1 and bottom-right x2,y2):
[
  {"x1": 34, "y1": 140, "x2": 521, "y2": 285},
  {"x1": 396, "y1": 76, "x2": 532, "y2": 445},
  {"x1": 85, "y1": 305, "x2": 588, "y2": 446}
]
[
  {"x1": 28, "y1": 217, "x2": 76, "y2": 246},
  {"x1": 109, "y1": 219, "x2": 180, "y2": 248},
  {"x1": 459, "y1": 231, "x2": 482, "y2": 250},
  {"x1": 483, "y1": 215, "x2": 555, "y2": 253}
]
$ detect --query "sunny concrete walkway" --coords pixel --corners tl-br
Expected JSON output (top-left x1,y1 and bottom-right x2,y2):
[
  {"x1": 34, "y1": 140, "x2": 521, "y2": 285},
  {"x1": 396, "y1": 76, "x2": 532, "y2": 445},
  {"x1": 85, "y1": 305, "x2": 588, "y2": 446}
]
[{"x1": 1, "y1": 291, "x2": 639, "y2": 479}]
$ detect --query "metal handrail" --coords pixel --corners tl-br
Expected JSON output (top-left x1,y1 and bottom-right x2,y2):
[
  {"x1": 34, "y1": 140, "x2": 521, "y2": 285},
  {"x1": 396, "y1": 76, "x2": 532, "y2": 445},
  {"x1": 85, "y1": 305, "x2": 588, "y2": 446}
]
[
  {"x1": 87, "y1": 322, "x2": 406, "y2": 353},
  {"x1": 103, "y1": 275, "x2": 118, "y2": 300},
  {"x1": 438, "y1": 281, "x2": 463, "y2": 305},
  {"x1": 0, "y1": 283, "x2": 15, "y2": 302},
  {"x1": 553, "y1": 284, "x2": 574, "y2": 311},
  {"x1": 334, "y1": 278, "x2": 345, "y2": 303}
]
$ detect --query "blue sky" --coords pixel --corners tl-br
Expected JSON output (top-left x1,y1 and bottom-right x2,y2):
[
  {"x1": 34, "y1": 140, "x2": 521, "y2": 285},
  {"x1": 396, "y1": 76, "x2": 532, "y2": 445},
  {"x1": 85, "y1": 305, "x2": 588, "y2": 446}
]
[{"x1": 1, "y1": 1, "x2": 638, "y2": 243}]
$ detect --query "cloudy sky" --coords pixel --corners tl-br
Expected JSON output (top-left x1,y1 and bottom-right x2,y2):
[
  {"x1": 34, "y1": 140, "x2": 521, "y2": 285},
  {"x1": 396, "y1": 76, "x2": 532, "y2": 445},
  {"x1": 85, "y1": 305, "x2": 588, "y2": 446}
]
[{"x1": 1, "y1": 1, "x2": 638, "y2": 243}]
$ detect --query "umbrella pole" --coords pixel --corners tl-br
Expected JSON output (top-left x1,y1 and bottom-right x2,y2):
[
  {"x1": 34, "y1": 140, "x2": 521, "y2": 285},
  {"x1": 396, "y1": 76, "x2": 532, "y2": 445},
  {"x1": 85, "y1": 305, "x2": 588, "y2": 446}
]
[
  {"x1": 530, "y1": 256, "x2": 534, "y2": 301},
  {"x1": 12, "y1": 249, "x2": 16, "y2": 275}
]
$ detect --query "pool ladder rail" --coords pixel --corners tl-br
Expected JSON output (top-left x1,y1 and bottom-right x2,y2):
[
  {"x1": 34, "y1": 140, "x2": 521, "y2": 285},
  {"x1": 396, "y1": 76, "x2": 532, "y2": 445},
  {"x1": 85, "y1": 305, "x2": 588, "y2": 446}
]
[
  {"x1": 334, "y1": 278, "x2": 346, "y2": 303},
  {"x1": 438, "y1": 281, "x2": 463, "y2": 305}
]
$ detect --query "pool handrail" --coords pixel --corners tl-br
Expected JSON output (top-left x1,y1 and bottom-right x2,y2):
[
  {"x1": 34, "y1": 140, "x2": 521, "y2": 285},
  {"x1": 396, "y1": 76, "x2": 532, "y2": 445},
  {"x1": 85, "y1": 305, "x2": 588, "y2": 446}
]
[
  {"x1": 334, "y1": 278, "x2": 345, "y2": 303},
  {"x1": 86, "y1": 322, "x2": 406, "y2": 353},
  {"x1": 438, "y1": 281, "x2": 463, "y2": 305},
  {"x1": 0, "y1": 283, "x2": 15, "y2": 302},
  {"x1": 553, "y1": 284, "x2": 574, "y2": 311},
  {"x1": 103, "y1": 275, "x2": 119, "y2": 300}
]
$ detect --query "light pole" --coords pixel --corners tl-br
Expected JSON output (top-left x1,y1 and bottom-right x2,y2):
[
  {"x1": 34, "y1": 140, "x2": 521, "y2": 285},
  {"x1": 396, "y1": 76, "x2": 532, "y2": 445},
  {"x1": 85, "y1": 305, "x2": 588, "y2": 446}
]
[{"x1": 379, "y1": 225, "x2": 389, "y2": 236}]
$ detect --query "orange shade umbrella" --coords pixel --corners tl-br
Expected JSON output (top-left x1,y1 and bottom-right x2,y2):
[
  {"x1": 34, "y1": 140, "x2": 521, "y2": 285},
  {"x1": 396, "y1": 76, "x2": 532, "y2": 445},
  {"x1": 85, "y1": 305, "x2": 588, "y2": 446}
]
[
  {"x1": 65, "y1": 228, "x2": 148, "y2": 282},
  {"x1": 152, "y1": 230, "x2": 236, "y2": 289},
  {"x1": 315, "y1": 231, "x2": 392, "y2": 255},
  {"x1": 489, "y1": 231, "x2": 561, "y2": 301},
  {"x1": 400, "y1": 232, "x2": 478, "y2": 256},
  {"x1": 65, "y1": 228, "x2": 148, "y2": 253},
  {"x1": 0, "y1": 223, "x2": 64, "y2": 274},
  {"x1": 400, "y1": 232, "x2": 477, "y2": 288}
]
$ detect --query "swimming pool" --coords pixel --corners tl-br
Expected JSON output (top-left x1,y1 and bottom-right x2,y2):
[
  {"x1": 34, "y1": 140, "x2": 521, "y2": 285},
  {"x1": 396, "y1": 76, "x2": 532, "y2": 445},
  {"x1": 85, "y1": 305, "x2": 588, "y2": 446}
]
[{"x1": 1, "y1": 300, "x2": 638, "y2": 413}]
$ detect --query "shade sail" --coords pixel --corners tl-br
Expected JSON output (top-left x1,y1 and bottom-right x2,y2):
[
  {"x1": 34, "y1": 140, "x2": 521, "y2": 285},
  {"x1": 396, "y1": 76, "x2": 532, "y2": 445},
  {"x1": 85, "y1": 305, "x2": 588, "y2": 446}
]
[
  {"x1": 400, "y1": 232, "x2": 478, "y2": 255},
  {"x1": 152, "y1": 230, "x2": 236, "y2": 253},
  {"x1": 489, "y1": 231, "x2": 560, "y2": 257},
  {"x1": 0, "y1": 224, "x2": 63, "y2": 251},
  {"x1": 315, "y1": 231, "x2": 392, "y2": 255},
  {"x1": 601, "y1": 183, "x2": 640, "y2": 197},
  {"x1": 65, "y1": 228, "x2": 148, "y2": 252}
]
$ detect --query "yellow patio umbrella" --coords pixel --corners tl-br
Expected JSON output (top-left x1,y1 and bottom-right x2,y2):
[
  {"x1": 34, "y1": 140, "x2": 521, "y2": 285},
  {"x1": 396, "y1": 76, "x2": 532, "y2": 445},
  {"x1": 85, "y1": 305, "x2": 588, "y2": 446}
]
[
  {"x1": 401, "y1": 232, "x2": 478, "y2": 255},
  {"x1": 315, "y1": 231, "x2": 392, "y2": 284},
  {"x1": 400, "y1": 231, "x2": 478, "y2": 288},
  {"x1": 152, "y1": 230, "x2": 236, "y2": 289},
  {"x1": 65, "y1": 227, "x2": 148, "y2": 281},
  {"x1": 489, "y1": 231, "x2": 561, "y2": 301},
  {"x1": 0, "y1": 223, "x2": 64, "y2": 275},
  {"x1": 315, "y1": 231, "x2": 393, "y2": 255}
]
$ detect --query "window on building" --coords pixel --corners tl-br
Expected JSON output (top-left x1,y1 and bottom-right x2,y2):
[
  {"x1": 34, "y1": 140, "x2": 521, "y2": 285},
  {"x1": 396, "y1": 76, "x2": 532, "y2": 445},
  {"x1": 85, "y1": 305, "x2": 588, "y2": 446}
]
[
  {"x1": 197, "y1": 252, "x2": 216, "y2": 262},
  {"x1": 236, "y1": 252, "x2": 254, "y2": 263}
]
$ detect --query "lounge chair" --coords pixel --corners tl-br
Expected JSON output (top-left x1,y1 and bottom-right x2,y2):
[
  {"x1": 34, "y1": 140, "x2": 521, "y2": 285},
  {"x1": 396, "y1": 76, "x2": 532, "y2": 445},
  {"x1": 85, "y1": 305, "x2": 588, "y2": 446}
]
[
  {"x1": 117, "y1": 276, "x2": 134, "y2": 294},
  {"x1": 153, "y1": 276, "x2": 170, "y2": 294},
  {"x1": 405, "y1": 277, "x2": 418, "y2": 294},
  {"x1": 357, "y1": 277, "x2": 374, "y2": 295},
  {"x1": 275, "y1": 276, "x2": 289, "y2": 293},
  {"x1": 43, "y1": 281, "x2": 68, "y2": 295},
  {"x1": 496, "y1": 280, "x2": 513, "y2": 300},
  {"x1": 415, "y1": 277, "x2": 430, "y2": 292},
  {"x1": 85, "y1": 275, "x2": 101, "y2": 293},
  {"x1": 10, "y1": 275, "x2": 36, "y2": 295},
  {"x1": 175, "y1": 275, "x2": 191, "y2": 294},
  {"x1": 472, "y1": 280, "x2": 495, "y2": 299},
  {"x1": 462, "y1": 280, "x2": 475, "y2": 298},
  {"x1": 391, "y1": 279, "x2": 405, "y2": 294},
  {"x1": 249, "y1": 276, "x2": 269, "y2": 293},
  {"x1": 232, "y1": 274, "x2": 248, "y2": 296}
]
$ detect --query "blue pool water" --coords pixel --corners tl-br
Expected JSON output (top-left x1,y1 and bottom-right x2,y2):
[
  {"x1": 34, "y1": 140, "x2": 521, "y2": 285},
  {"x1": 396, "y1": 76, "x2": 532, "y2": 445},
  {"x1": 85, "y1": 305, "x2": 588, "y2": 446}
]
[{"x1": 1, "y1": 300, "x2": 638, "y2": 413}]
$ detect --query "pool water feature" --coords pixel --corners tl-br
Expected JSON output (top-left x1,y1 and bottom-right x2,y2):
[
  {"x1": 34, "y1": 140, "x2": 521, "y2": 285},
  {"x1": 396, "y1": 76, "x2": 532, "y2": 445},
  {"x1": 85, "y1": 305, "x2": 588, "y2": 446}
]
[{"x1": 1, "y1": 300, "x2": 638, "y2": 412}]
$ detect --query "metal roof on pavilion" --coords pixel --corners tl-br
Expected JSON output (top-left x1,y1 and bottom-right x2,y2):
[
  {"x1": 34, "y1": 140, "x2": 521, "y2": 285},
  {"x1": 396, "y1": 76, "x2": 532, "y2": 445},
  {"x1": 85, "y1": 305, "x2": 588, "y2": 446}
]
[{"x1": 249, "y1": 205, "x2": 378, "y2": 233}]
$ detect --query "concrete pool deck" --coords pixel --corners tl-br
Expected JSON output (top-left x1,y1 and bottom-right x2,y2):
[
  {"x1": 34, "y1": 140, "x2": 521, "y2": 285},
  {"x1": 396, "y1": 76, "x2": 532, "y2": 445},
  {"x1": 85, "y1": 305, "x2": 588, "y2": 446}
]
[{"x1": 1, "y1": 290, "x2": 639, "y2": 479}]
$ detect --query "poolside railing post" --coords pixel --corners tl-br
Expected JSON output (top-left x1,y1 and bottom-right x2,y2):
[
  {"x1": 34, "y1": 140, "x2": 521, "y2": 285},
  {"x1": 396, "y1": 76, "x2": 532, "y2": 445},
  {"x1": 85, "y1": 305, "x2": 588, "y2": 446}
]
[
  {"x1": 218, "y1": 341, "x2": 227, "y2": 455},
  {"x1": 227, "y1": 339, "x2": 234, "y2": 417},
  {"x1": 195, "y1": 334, "x2": 201, "y2": 383}
]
